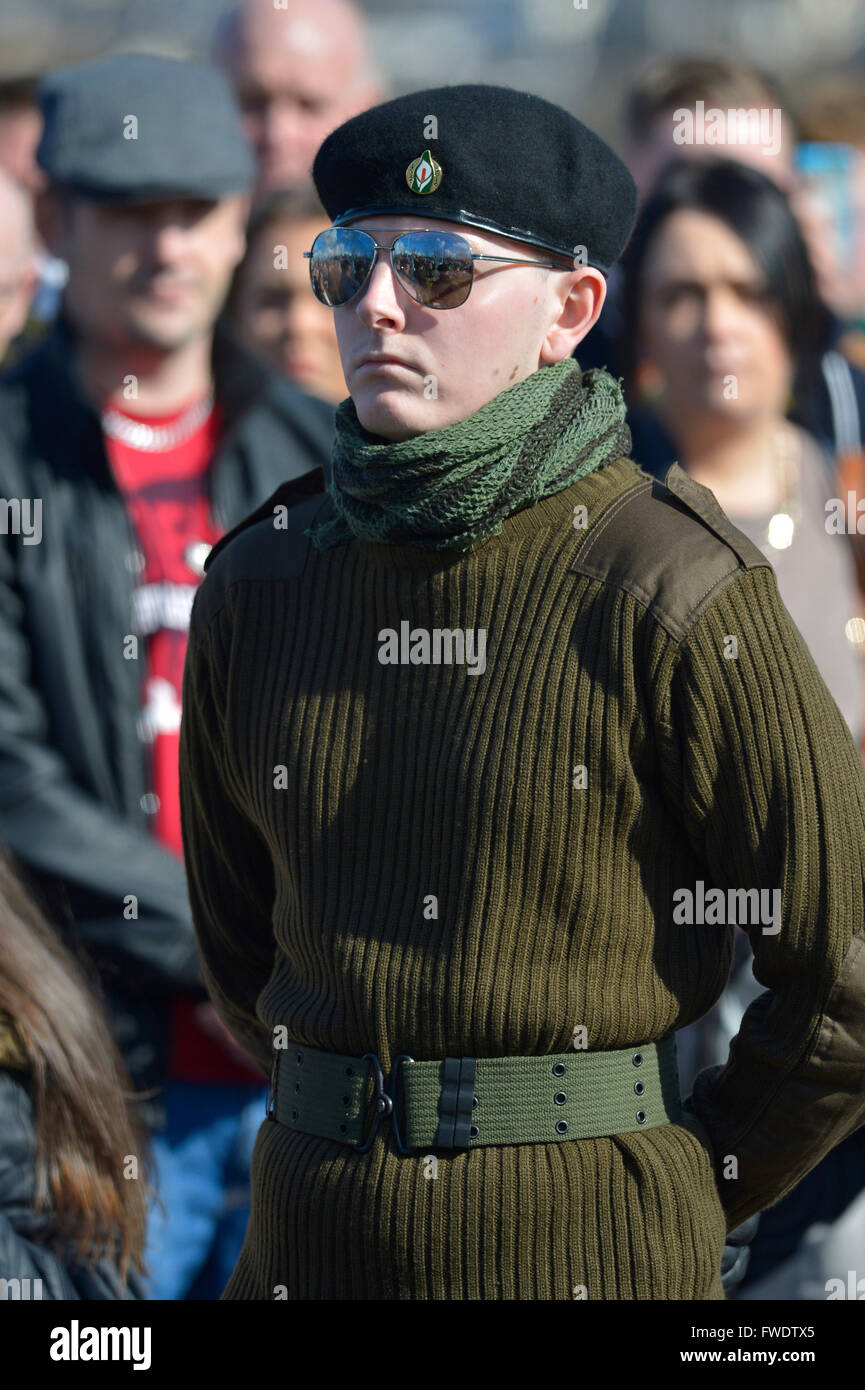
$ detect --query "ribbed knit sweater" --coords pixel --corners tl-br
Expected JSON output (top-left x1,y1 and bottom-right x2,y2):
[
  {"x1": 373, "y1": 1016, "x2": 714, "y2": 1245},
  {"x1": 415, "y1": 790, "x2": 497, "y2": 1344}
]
[{"x1": 179, "y1": 455, "x2": 865, "y2": 1301}]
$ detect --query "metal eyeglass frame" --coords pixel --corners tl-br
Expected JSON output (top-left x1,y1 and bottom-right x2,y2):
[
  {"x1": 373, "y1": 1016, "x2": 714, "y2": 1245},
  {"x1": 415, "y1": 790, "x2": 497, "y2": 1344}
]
[{"x1": 303, "y1": 227, "x2": 569, "y2": 309}]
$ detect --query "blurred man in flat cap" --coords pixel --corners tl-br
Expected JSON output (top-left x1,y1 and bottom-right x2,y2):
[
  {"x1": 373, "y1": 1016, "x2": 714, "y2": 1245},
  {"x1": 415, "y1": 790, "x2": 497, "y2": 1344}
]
[
  {"x1": 0, "y1": 51, "x2": 333, "y2": 1301},
  {"x1": 214, "y1": 0, "x2": 383, "y2": 193},
  {"x1": 180, "y1": 84, "x2": 865, "y2": 1300}
]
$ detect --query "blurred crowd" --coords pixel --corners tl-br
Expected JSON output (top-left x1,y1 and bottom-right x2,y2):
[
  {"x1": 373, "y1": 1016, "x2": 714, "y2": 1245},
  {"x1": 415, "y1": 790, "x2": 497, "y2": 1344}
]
[{"x1": 0, "y1": 0, "x2": 863, "y2": 1302}]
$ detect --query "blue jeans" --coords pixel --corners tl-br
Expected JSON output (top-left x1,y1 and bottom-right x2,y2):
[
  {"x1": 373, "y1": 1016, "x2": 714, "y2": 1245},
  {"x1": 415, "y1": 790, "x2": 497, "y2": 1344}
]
[{"x1": 144, "y1": 1081, "x2": 267, "y2": 1300}]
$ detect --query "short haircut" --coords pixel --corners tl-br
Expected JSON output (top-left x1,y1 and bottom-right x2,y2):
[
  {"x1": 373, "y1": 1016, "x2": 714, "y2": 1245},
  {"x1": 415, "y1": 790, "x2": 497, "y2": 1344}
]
[
  {"x1": 625, "y1": 57, "x2": 796, "y2": 146},
  {"x1": 212, "y1": 0, "x2": 381, "y2": 96},
  {"x1": 246, "y1": 183, "x2": 330, "y2": 246}
]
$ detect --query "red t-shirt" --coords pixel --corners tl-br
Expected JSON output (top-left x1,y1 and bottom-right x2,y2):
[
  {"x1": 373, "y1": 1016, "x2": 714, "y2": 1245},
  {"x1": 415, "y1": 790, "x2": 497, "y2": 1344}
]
[{"x1": 106, "y1": 395, "x2": 265, "y2": 1086}]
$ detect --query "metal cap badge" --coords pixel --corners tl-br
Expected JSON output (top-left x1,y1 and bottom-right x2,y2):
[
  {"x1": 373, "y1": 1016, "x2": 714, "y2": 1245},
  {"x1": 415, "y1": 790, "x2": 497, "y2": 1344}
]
[{"x1": 406, "y1": 148, "x2": 443, "y2": 195}]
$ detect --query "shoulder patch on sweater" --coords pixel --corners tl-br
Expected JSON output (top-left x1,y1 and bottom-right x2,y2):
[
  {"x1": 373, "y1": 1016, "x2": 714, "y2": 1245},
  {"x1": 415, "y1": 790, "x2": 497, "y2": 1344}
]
[
  {"x1": 192, "y1": 477, "x2": 328, "y2": 630},
  {"x1": 204, "y1": 465, "x2": 326, "y2": 572},
  {"x1": 570, "y1": 461, "x2": 773, "y2": 641}
]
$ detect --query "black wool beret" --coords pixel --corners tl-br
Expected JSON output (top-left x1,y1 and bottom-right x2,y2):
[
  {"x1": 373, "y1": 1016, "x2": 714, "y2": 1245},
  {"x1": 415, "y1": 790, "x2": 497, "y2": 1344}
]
[
  {"x1": 37, "y1": 52, "x2": 255, "y2": 201},
  {"x1": 312, "y1": 83, "x2": 638, "y2": 274}
]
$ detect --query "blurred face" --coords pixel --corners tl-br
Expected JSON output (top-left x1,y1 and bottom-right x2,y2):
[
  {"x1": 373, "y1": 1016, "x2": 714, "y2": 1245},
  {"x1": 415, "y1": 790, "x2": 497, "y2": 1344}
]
[
  {"x1": 234, "y1": 59, "x2": 368, "y2": 191},
  {"x1": 329, "y1": 214, "x2": 601, "y2": 440},
  {"x1": 226, "y1": 10, "x2": 379, "y2": 191},
  {"x1": 637, "y1": 208, "x2": 792, "y2": 430},
  {"x1": 55, "y1": 194, "x2": 249, "y2": 351},
  {"x1": 232, "y1": 214, "x2": 346, "y2": 403}
]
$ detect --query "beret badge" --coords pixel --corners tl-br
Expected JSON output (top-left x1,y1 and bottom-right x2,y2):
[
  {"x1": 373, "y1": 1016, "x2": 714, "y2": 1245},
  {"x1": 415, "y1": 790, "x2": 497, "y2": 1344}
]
[{"x1": 406, "y1": 148, "x2": 443, "y2": 195}]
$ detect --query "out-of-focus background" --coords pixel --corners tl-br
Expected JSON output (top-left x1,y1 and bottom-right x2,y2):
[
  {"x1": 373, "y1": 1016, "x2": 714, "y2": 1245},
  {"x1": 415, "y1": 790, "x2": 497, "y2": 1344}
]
[{"x1": 3, "y1": 0, "x2": 865, "y2": 137}]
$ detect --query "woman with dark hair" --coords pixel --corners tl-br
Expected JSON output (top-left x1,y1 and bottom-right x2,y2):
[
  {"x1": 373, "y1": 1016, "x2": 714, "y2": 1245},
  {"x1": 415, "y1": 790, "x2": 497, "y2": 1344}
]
[
  {"x1": 0, "y1": 843, "x2": 151, "y2": 1298},
  {"x1": 620, "y1": 156, "x2": 865, "y2": 1301},
  {"x1": 620, "y1": 155, "x2": 864, "y2": 751}
]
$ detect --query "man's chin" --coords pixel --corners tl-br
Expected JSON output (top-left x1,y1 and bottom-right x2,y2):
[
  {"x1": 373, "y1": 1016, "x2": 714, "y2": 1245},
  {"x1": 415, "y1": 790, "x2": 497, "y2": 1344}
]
[
  {"x1": 120, "y1": 309, "x2": 207, "y2": 352},
  {"x1": 352, "y1": 388, "x2": 431, "y2": 442}
]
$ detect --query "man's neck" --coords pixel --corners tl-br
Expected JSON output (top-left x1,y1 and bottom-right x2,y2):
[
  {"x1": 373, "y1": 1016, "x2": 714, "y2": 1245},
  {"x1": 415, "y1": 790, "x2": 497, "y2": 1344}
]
[{"x1": 77, "y1": 334, "x2": 214, "y2": 415}]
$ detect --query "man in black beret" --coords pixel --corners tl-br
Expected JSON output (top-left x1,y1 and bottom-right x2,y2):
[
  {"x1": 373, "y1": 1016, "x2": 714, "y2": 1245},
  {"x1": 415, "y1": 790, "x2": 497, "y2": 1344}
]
[
  {"x1": 0, "y1": 51, "x2": 333, "y2": 1300},
  {"x1": 179, "y1": 83, "x2": 865, "y2": 1300}
]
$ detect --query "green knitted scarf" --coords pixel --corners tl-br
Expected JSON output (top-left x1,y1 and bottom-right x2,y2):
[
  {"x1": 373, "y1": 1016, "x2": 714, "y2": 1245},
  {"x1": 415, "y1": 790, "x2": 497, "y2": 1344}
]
[{"x1": 306, "y1": 356, "x2": 632, "y2": 552}]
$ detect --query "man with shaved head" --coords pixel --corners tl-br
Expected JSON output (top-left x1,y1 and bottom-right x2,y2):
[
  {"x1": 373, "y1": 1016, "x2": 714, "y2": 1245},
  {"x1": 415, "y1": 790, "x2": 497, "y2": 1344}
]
[
  {"x1": 214, "y1": 0, "x2": 383, "y2": 192},
  {"x1": 0, "y1": 167, "x2": 35, "y2": 365}
]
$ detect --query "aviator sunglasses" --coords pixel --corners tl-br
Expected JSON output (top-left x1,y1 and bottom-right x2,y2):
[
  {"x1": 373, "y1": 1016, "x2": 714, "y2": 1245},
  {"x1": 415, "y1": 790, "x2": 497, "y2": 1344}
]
[{"x1": 304, "y1": 226, "x2": 567, "y2": 310}]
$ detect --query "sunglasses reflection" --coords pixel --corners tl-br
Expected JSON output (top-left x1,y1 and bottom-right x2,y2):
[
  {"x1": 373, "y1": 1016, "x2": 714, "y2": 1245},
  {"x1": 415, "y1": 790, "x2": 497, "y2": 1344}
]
[{"x1": 310, "y1": 229, "x2": 474, "y2": 309}]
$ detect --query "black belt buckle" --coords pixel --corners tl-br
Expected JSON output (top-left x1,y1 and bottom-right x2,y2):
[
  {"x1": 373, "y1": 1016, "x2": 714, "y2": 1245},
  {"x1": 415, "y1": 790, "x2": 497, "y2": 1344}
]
[
  {"x1": 434, "y1": 1056, "x2": 478, "y2": 1149},
  {"x1": 354, "y1": 1051, "x2": 415, "y2": 1154}
]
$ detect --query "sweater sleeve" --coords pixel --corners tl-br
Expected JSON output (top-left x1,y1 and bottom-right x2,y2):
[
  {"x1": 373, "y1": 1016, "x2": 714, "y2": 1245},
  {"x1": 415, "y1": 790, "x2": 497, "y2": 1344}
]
[
  {"x1": 661, "y1": 562, "x2": 865, "y2": 1232},
  {"x1": 179, "y1": 595, "x2": 277, "y2": 1077}
]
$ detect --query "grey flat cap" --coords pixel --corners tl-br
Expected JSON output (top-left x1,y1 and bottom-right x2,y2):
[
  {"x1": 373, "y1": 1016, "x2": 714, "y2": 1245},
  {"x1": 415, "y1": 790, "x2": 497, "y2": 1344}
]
[{"x1": 36, "y1": 51, "x2": 255, "y2": 201}]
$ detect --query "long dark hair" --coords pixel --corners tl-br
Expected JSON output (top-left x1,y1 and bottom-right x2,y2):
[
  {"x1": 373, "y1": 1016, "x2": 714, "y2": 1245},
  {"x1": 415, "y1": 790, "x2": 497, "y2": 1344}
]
[
  {"x1": 619, "y1": 157, "x2": 831, "y2": 405},
  {"x1": 0, "y1": 843, "x2": 152, "y2": 1283}
]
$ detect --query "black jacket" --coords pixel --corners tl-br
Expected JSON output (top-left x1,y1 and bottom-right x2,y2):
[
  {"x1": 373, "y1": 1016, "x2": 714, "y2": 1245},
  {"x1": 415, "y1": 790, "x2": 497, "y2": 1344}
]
[
  {"x1": 0, "y1": 1068, "x2": 146, "y2": 1299},
  {"x1": 0, "y1": 319, "x2": 333, "y2": 1128}
]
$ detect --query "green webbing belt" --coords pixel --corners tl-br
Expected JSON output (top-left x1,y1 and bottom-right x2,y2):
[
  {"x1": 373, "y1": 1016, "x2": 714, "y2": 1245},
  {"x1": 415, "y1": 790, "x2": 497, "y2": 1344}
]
[{"x1": 269, "y1": 1035, "x2": 682, "y2": 1153}]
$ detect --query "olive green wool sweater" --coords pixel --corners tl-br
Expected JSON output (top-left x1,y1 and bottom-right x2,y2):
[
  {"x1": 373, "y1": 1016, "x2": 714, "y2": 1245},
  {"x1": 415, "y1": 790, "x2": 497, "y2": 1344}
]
[{"x1": 179, "y1": 455, "x2": 865, "y2": 1301}]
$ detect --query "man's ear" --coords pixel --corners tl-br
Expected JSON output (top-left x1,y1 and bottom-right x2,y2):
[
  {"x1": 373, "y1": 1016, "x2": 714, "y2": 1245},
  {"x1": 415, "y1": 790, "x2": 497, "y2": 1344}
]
[
  {"x1": 540, "y1": 266, "x2": 607, "y2": 365},
  {"x1": 34, "y1": 188, "x2": 66, "y2": 259}
]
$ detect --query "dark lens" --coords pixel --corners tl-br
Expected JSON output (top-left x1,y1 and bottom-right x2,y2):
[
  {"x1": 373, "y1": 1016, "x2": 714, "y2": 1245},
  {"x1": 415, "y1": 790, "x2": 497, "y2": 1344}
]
[
  {"x1": 391, "y1": 232, "x2": 473, "y2": 309},
  {"x1": 308, "y1": 228, "x2": 376, "y2": 306}
]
